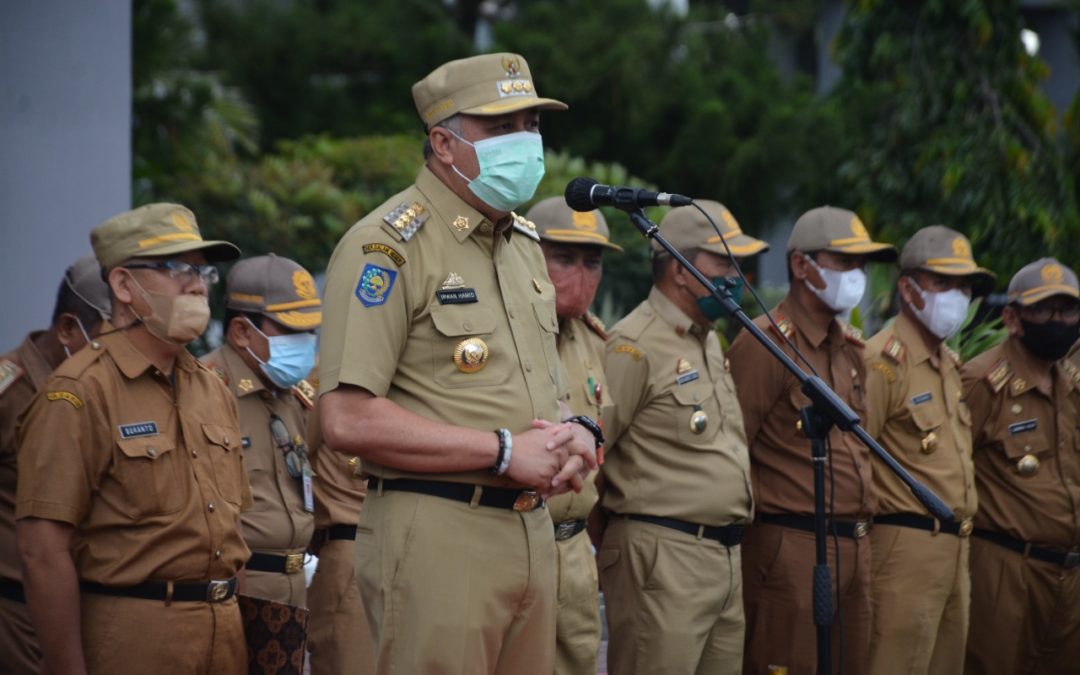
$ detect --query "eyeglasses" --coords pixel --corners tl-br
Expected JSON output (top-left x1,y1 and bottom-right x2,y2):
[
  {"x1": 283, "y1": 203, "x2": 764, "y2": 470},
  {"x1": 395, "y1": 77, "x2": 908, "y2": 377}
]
[
  {"x1": 269, "y1": 414, "x2": 307, "y2": 480},
  {"x1": 1020, "y1": 304, "x2": 1080, "y2": 325},
  {"x1": 123, "y1": 261, "x2": 220, "y2": 285}
]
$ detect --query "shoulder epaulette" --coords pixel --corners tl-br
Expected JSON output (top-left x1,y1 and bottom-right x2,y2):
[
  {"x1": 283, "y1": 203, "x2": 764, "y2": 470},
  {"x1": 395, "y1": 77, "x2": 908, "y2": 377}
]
[
  {"x1": 769, "y1": 315, "x2": 795, "y2": 340},
  {"x1": 882, "y1": 335, "x2": 906, "y2": 364},
  {"x1": 1060, "y1": 359, "x2": 1080, "y2": 388},
  {"x1": 211, "y1": 366, "x2": 228, "y2": 385},
  {"x1": 510, "y1": 213, "x2": 541, "y2": 242},
  {"x1": 943, "y1": 345, "x2": 961, "y2": 366},
  {"x1": 292, "y1": 379, "x2": 316, "y2": 410},
  {"x1": 583, "y1": 313, "x2": 608, "y2": 341},
  {"x1": 52, "y1": 341, "x2": 106, "y2": 380},
  {"x1": 986, "y1": 359, "x2": 1011, "y2": 394},
  {"x1": 0, "y1": 358, "x2": 24, "y2": 397},
  {"x1": 380, "y1": 201, "x2": 428, "y2": 242},
  {"x1": 841, "y1": 322, "x2": 864, "y2": 347}
]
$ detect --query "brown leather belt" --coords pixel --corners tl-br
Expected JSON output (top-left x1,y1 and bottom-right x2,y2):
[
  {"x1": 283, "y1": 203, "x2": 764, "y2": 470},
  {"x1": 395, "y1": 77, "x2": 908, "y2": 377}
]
[
  {"x1": 247, "y1": 552, "x2": 305, "y2": 574},
  {"x1": 80, "y1": 578, "x2": 237, "y2": 603}
]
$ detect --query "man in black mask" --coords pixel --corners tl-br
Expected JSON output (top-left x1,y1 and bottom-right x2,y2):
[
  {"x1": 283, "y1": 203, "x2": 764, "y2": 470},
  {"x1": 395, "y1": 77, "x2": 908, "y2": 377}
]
[{"x1": 961, "y1": 257, "x2": 1080, "y2": 674}]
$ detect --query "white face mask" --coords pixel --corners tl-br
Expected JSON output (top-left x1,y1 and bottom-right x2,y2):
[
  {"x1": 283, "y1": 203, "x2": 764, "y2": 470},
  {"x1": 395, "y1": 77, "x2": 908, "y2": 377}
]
[
  {"x1": 909, "y1": 281, "x2": 970, "y2": 339},
  {"x1": 803, "y1": 255, "x2": 866, "y2": 313}
]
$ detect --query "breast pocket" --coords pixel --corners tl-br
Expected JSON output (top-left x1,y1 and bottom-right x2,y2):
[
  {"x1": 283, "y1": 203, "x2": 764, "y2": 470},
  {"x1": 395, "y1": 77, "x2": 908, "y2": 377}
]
[
  {"x1": 906, "y1": 401, "x2": 945, "y2": 458},
  {"x1": 202, "y1": 423, "x2": 245, "y2": 506},
  {"x1": 429, "y1": 304, "x2": 510, "y2": 388},
  {"x1": 672, "y1": 384, "x2": 721, "y2": 444},
  {"x1": 115, "y1": 438, "x2": 183, "y2": 519},
  {"x1": 1000, "y1": 427, "x2": 1052, "y2": 480}
]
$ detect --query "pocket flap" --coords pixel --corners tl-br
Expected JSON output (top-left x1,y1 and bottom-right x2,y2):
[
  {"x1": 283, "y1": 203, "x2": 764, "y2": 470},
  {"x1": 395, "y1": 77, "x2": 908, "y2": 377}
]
[
  {"x1": 532, "y1": 301, "x2": 559, "y2": 333},
  {"x1": 907, "y1": 401, "x2": 945, "y2": 431},
  {"x1": 1001, "y1": 431, "x2": 1047, "y2": 459},
  {"x1": 201, "y1": 423, "x2": 240, "y2": 451},
  {"x1": 430, "y1": 305, "x2": 497, "y2": 337},
  {"x1": 672, "y1": 383, "x2": 711, "y2": 406},
  {"x1": 117, "y1": 437, "x2": 173, "y2": 460}
]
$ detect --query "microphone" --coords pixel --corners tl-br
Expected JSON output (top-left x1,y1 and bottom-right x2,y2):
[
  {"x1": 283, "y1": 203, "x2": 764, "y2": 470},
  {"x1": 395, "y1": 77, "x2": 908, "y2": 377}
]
[{"x1": 564, "y1": 177, "x2": 693, "y2": 212}]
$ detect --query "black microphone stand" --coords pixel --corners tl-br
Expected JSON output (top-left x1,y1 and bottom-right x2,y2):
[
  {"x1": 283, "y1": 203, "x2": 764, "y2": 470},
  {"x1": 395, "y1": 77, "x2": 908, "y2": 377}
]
[{"x1": 626, "y1": 208, "x2": 954, "y2": 675}]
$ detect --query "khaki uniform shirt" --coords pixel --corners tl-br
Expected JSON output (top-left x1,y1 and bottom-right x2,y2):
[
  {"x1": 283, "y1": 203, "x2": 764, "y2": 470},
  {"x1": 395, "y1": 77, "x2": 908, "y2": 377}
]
[
  {"x1": 864, "y1": 313, "x2": 977, "y2": 518},
  {"x1": 727, "y1": 296, "x2": 875, "y2": 518},
  {"x1": 600, "y1": 288, "x2": 753, "y2": 526},
  {"x1": 306, "y1": 413, "x2": 367, "y2": 530},
  {"x1": 201, "y1": 345, "x2": 314, "y2": 553},
  {"x1": 547, "y1": 314, "x2": 610, "y2": 524},
  {"x1": 962, "y1": 337, "x2": 1080, "y2": 548},
  {"x1": 0, "y1": 332, "x2": 53, "y2": 583},
  {"x1": 16, "y1": 324, "x2": 252, "y2": 585},
  {"x1": 318, "y1": 166, "x2": 565, "y2": 488}
]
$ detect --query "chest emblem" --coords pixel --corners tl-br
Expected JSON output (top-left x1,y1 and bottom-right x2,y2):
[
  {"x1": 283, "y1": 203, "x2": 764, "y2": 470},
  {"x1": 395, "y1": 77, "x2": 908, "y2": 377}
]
[
  {"x1": 453, "y1": 338, "x2": 490, "y2": 373},
  {"x1": 689, "y1": 406, "x2": 708, "y2": 434},
  {"x1": 1016, "y1": 453, "x2": 1040, "y2": 476},
  {"x1": 437, "y1": 272, "x2": 478, "y2": 304}
]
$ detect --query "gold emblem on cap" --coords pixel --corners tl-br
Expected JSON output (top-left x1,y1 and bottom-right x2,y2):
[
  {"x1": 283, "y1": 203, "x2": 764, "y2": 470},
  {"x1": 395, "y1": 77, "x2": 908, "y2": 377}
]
[
  {"x1": 571, "y1": 211, "x2": 598, "y2": 231},
  {"x1": 676, "y1": 358, "x2": 692, "y2": 375},
  {"x1": 1016, "y1": 453, "x2": 1040, "y2": 476},
  {"x1": 238, "y1": 378, "x2": 255, "y2": 393},
  {"x1": 293, "y1": 270, "x2": 317, "y2": 300},
  {"x1": 502, "y1": 55, "x2": 522, "y2": 77},
  {"x1": 532, "y1": 278, "x2": 543, "y2": 293},
  {"x1": 1042, "y1": 263, "x2": 1065, "y2": 284},
  {"x1": 952, "y1": 237, "x2": 971, "y2": 259},
  {"x1": 500, "y1": 81, "x2": 513, "y2": 94},
  {"x1": 523, "y1": 81, "x2": 533, "y2": 92},
  {"x1": 170, "y1": 211, "x2": 195, "y2": 233},
  {"x1": 720, "y1": 209, "x2": 740, "y2": 234},
  {"x1": 453, "y1": 215, "x2": 470, "y2": 232},
  {"x1": 453, "y1": 338, "x2": 490, "y2": 373},
  {"x1": 441, "y1": 272, "x2": 465, "y2": 289},
  {"x1": 920, "y1": 431, "x2": 938, "y2": 454},
  {"x1": 850, "y1": 216, "x2": 870, "y2": 240},
  {"x1": 689, "y1": 408, "x2": 708, "y2": 434}
]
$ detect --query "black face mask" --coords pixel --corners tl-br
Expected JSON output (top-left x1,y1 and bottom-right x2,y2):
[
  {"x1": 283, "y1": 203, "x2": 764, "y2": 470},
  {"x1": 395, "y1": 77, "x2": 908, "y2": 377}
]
[{"x1": 1019, "y1": 319, "x2": 1080, "y2": 362}]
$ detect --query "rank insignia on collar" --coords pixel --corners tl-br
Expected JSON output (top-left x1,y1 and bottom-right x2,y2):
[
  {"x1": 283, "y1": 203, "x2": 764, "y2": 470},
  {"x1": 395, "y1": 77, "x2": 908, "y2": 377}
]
[
  {"x1": 770, "y1": 316, "x2": 795, "y2": 340},
  {"x1": 1011, "y1": 378, "x2": 1027, "y2": 394},
  {"x1": 382, "y1": 202, "x2": 428, "y2": 241},
  {"x1": 355, "y1": 264, "x2": 398, "y2": 308},
  {"x1": 987, "y1": 360, "x2": 1011, "y2": 393},
  {"x1": 452, "y1": 215, "x2": 470, "y2": 232},
  {"x1": 883, "y1": 336, "x2": 906, "y2": 364},
  {"x1": 238, "y1": 378, "x2": 254, "y2": 393}
]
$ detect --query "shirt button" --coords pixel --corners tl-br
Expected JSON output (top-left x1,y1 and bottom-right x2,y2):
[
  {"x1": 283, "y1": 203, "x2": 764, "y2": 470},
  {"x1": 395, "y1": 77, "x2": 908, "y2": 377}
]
[
  {"x1": 146, "y1": 447, "x2": 157, "y2": 458},
  {"x1": 191, "y1": 450, "x2": 198, "y2": 458},
  {"x1": 463, "y1": 321, "x2": 473, "y2": 331},
  {"x1": 850, "y1": 368, "x2": 858, "y2": 378},
  {"x1": 508, "y1": 309, "x2": 516, "y2": 319},
  {"x1": 215, "y1": 548, "x2": 222, "y2": 559},
  {"x1": 223, "y1": 435, "x2": 230, "y2": 445},
  {"x1": 208, "y1": 502, "x2": 215, "y2": 512},
  {"x1": 525, "y1": 361, "x2": 533, "y2": 372}
]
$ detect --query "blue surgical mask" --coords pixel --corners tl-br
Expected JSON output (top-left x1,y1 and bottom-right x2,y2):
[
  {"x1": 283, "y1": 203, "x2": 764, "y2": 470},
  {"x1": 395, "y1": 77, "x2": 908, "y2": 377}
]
[
  {"x1": 696, "y1": 277, "x2": 744, "y2": 322},
  {"x1": 246, "y1": 319, "x2": 317, "y2": 389},
  {"x1": 449, "y1": 130, "x2": 546, "y2": 212}
]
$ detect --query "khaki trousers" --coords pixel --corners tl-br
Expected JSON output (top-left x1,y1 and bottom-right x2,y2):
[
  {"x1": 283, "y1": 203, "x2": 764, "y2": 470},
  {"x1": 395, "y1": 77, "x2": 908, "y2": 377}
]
[
  {"x1": 965, "y1": 536, "x2": 1080, "y2": 675},
  {"x1": 598, "y1": 517, "x2": 744, "y2": 675},
  {"x1": 741, "y1": 523, "x2": 871, "y2": 675},
  {"x1": 244, "y1": 565, "x2": 308, "y2": 608},
  {"x1": 554, "y1": 529, "x2": 600, "y2": 675},
  {"x1": 308, "y1": 538, "x2": 374, "y2": 675},
  {"x1": 80, "y1": 593, "x2": 246, "y2": 675},
  {"x1": 356, "y1": 489, "x2": 556, "y2": 675},
  {"x1": 868, "y1": 525, "x2": 969, "y2": 675},
  {"x1": 0, "y1": 596, "x2": 41, "y2": 674}
]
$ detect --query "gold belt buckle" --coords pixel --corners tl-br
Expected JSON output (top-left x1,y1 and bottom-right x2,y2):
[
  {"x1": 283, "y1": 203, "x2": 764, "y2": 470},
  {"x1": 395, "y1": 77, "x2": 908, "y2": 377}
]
[
  {"x1": 206, "y1": 579, "x2": 232, "y2": 603},
  {"x1": 958, "y1": 518, "x2": 974, "y2": 537},
  {"x1": 853, "y1": 520, "x2": 870, "y2": 539},
  {"x1": 284, "y1": 552, "x2": 304, "y2": 574},
  {"x1": 513, "y1": 491, "x2": 541, "y2": 512}
]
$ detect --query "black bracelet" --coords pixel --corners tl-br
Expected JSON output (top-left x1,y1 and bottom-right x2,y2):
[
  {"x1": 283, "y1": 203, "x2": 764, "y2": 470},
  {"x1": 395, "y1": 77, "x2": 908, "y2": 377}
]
[
  {"x1": 491, "y1": 428, "x2": 510, "y2": 475},
  {"x1": 566, "y1": 415, "x2": 604, "y2": 450}
]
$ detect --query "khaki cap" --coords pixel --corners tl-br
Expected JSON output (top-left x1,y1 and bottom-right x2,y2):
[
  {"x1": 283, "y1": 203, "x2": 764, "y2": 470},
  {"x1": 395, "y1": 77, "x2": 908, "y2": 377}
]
[
  {"x1": 65, "y1": 254, "x2": 112, "y2": 320},
  {"x1": 525, "y1": 197, "x2": 622, "y2": 252},
  {"x1": 92, "y1": 203, "x2": 240, "y2": 271},
  {"x1": 900, "y1": 225, "x2": 995, "y2": 293},
  {"x1": 652, "y1": 200, "x2": 768, "y2": 258},
  {"x1": 226, "y1": 254, "x2": 322, "y2": 331},
  {"x1": 1008, "y1": 257, "x2": 1080, "y2": 306},
  {"x1": 786, "y1": 206, "x2": 897, "y2": 262},
  {"x1": 412, "y1": 53, "x2": 568, "y2": 129}
]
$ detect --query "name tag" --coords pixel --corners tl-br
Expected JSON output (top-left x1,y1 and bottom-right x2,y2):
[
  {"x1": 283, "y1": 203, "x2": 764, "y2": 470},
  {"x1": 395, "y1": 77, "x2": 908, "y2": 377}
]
[
  {"x1": 435, "y1": 288, "x2": 479, "y2": 304},
  {"x1": 119, "y1": 421, "x2": 159, "y2": 439},
  {"x1": 1009, "y1": 419, "x2": 1038, "y2": 435},
  {"x1": 676, "y1": 371, "x2": 700, "y2": 386},
  {"x1": 911, "y1": 392, "x2": 933, "y2": 405}
]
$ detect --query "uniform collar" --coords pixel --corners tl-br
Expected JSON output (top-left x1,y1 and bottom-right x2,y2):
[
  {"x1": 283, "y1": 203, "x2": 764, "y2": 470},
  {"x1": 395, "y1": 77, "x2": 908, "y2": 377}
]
[
  {"x1": 647, "y1": 287, "x2": 706, "y2": 341},
  {"x1": 415, "y1": 165, "x2": 511, "y2": 245},
  {"x1": 97, "y1": 321, "x2": 198, "y2": 380},
  {"x1": 894, "y1": 313, "x2": 934, "y2": 366},
  {"x1": 17, "y1": 331, "x2": 55, "y2": 390},
  {"x1": 221, "y1": 343, "x2": 268, "y2": 398},
  {"x1": 779, "y1": 296, "x2": 840, "y2": 348}
]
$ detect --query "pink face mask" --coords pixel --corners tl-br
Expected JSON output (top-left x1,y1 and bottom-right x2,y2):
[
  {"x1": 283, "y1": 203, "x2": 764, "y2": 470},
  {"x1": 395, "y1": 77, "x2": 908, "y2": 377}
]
[{"x1": 549, "y1": 263, "x2": 601, "y2": 319}]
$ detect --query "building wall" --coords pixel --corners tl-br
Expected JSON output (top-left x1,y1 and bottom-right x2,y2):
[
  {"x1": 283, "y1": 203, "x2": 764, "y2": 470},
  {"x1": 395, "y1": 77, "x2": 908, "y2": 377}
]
[{"x1": 0, "y1": 1, "x2": 131, "y2": 349}]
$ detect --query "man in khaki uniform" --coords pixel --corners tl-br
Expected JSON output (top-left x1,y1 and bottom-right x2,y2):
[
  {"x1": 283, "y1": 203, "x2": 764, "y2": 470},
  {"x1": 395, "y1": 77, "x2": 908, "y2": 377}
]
[
  {"x1": 0, "y1": 255, "x2": 110, "y2": 675},
  {"x1": 727, "y1": 206, "x2": 896, "y2": 675},
  {"x1": 16, "y1": 204, "x2": 250, "y2": 675},
  {"x1": 306, "y1": 413, "x2": 374, "y2": 675},
  {"x1": 202, "y1": 254, "x2": 320, "y2": 607},
  {"x1": 524, "y1": 196, "x2": 620, "y2": 675},
  {"x1": 600, "y1": 201, "x2": 761, "y2": 675},
  {"x1": 962, "y1": 258, "x2": 1080, "y2": 674},
  {"x1": 316, "y1": 53, "x2": 598, "y2": 675},
  {"x1": 863, "y1": 226, "x2": 993, "y2": 675}
]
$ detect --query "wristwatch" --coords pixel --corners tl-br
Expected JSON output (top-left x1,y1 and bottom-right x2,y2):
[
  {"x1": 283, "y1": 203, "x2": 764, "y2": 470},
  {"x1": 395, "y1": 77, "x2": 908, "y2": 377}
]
[{"x1": 566, "y1": 415, "x2": 604, "y2": 450}]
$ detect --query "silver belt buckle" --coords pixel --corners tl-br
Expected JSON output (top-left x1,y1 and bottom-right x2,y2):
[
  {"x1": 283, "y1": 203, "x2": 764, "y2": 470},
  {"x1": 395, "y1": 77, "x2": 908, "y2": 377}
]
[
  {"x1": 554, "y1": 521, "x2": 577, "y2": 541},
  {"x1": 1064, "y1": 548, "x2": 1080, "y2": 570},
  {"x1": 853, "y1": 521, "x2": 870, "y2": 539},
  {"x1": 206, "y1": 579, "x2": 232, "y2": 603}
]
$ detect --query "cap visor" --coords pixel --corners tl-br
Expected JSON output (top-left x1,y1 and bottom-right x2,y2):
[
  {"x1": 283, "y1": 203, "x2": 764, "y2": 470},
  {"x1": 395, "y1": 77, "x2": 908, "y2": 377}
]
[
  {"x1": 1015, "y1": 285, "x2": 1080, "y2": 306},
  {"x1": 538, "y1": 231, "x2": 623, "y2": 252},
  {"x1": 463, "y1": 97, "x2": 568, "y2": 117},
  {"x1": 702, "y1": 236, "x2": 769, "y2": 258},
  {"x1": 921, "y1": 265, "x2": 997, "y2": 296},
  {"x1": 828, "y1": 242, "x2": 897, "y2": 262},
  {"x1": 131, "y1": 239, "x2": 241, "y2": 263},
  {"x1": 269, "y1": 309, "x2": 322, "y2": 331}
]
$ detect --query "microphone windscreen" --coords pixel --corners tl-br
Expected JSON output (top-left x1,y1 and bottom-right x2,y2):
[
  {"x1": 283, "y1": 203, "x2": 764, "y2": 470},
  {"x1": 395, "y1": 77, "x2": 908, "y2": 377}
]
[{"x1": 564, "y1": 177, "x2": 599, "y2": 212}]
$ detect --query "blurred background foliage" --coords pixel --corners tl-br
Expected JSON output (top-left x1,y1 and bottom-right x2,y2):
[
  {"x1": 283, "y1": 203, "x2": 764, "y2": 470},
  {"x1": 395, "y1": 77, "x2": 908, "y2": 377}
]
[{"x1": 134, "y1": 0, "x2": 1080, "y2": 346}]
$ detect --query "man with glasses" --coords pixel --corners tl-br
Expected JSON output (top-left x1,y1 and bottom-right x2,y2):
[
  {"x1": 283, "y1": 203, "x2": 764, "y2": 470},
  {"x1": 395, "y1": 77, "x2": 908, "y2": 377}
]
[
  {"x1": 16, "y1": 203, "x2": 250, "y2": 675},
  {"x1": 961, "y1": 258, "x2": 1080, "y2": 674},
  {"x1": 0, "y1": 255, "x2": 110, "y2": 675},
  {"x1": 727, "y1": 206, "x2": 896, "y2": 675},
  {"x1": 863, "y1": 227, "x2": 993, "y2": 675},
  {"x1": 202, "y1": 254, "x2": 320, "y2": 611}
]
